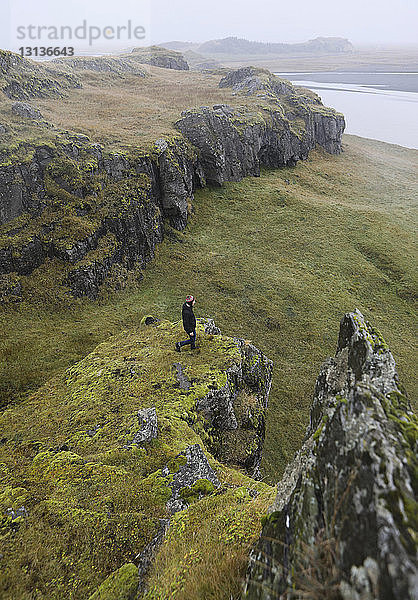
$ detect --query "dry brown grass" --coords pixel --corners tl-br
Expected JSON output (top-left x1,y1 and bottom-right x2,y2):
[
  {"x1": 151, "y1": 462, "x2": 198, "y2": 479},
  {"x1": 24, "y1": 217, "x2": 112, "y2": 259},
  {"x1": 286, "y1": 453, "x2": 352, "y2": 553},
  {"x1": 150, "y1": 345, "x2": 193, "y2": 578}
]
[{"x1": 31, "y1": 66, "x2": 257, "y2": 151}]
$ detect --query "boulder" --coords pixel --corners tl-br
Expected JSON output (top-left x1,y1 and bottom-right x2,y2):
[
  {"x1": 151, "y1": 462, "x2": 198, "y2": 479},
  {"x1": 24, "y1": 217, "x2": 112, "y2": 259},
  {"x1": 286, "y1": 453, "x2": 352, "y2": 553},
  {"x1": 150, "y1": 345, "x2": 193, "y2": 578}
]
[
  {"x1": 11, "y1": 102, "x2": 43, "y2": 120},
  {"x1": 140, "y1": 315, "x2": 160, "y2": 326},
  {"x1": 172, "y1": 363, "x2": 192, "y2": 391},
  {"x1": 131, "y1": 407, "x2": 158, "y2": 446},
  {"x1": 163, "y1": 444, "x2": 220, "y2": 514},
  {"x1": 202, "y1": 318, "x2": 221, "y2": 335}
]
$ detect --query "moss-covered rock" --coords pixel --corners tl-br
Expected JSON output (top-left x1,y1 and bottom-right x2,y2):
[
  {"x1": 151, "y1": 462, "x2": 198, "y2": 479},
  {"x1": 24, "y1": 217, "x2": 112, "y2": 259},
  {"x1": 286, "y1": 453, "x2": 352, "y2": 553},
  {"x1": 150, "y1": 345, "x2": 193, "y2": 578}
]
[
  {"x1": 244, "y1": 311, "x2": 417, "y2": 599},
  {"x1": 176, "y1": 81, "x2": 344, "y2": 187},
  {"x1": 217, "y1": 66, "x2": 345, "y2": 154},
  {"x1": 0, "y1": 318, "x2": 274, "y2": 599},
  {"x1": 0, "y1": 49, "x2": 81, "y2": 99},
  {"x1": 88, "y1": 563, "x2": 139, "y2": 600},
  {"x1": 52, "y1": 55, "x2": 147, "y2": 77}
]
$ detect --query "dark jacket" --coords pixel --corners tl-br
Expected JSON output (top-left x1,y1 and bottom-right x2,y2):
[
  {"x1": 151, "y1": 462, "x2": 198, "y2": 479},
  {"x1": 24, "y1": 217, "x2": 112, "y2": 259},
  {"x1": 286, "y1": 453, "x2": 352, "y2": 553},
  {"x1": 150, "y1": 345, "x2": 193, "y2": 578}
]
[{"x1": 182, "y1": 302, "x2": 196, "y2": 334}]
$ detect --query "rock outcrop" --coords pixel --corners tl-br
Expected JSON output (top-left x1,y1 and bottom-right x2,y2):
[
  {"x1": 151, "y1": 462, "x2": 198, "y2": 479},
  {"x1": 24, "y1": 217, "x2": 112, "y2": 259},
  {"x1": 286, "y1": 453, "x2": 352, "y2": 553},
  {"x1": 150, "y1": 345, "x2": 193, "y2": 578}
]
[
  {"x1": 130, "y1": 46, "x2": 189, "y2": 70},
  {"x1": 11, "y1": 102, "x2": 43, "y2": 120},
  {"x1": 219, "y1": 66, "x2": 294, "y2": 96},
  {"x1": 0, "y1": 135, "x2": 202, "y2": 299},
  {"x1": 0, "y1": 49, "x2": 81, "y2": 99},
  {"x1": 163, "y1": 444, "x2": 221, "y2": 514},
  {"x1": 128, "y1": 407, "x2": 158, "y2": 447},
  {"x1": 52, "y1": 55, "x2": 147, "y2": 76},
  {"x1": 0, "y1": 66, "x2": 344, "y2": 300},
  {"x1": 0, "y1": 318, "x2": 274, "y2": 599},
  {"x1": 177, "y1": 68, "x2": 344, "y2": 185},
  {"x1": 244, "y1": 310, "x2": 418, "y2": 600},
  {"x1": 196, "y1": 335, "x2": 273, "y2": 478}
]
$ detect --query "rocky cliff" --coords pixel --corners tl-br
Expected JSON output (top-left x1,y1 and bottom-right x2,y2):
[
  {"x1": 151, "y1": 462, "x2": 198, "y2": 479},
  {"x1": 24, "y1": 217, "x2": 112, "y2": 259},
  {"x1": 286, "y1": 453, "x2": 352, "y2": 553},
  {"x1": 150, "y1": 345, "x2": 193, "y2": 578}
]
[
  {"x1": 0, "y1": 63, "x2": 344, "y2": 301},
  {"x1": 0, "y1": 318, "x2": 274, "y2": 599},
  {"x1": 0, "y1": 133, "x2": 201, "y2": 299},
  {"x1": 244, "y1": 310, "x2": 417, "y2": 600},
  {"x1": 177, "y1": 68, "x2": 344, "y2": 185}
]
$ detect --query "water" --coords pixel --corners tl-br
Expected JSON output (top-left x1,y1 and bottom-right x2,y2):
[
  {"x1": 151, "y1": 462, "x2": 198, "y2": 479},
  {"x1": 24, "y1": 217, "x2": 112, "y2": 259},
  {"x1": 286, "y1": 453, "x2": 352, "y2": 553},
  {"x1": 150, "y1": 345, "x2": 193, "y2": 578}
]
[{"x1": 276, "y1": 72, "x2": 418, "y2": 149}]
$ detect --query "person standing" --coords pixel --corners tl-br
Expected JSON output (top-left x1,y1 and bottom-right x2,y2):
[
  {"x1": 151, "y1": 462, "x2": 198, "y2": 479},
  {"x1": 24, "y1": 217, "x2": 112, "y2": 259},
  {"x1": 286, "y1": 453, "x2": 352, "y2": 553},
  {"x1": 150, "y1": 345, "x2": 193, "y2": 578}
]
[{"x1": 175, "y1": 295, "x2": 197, "y2": 352}]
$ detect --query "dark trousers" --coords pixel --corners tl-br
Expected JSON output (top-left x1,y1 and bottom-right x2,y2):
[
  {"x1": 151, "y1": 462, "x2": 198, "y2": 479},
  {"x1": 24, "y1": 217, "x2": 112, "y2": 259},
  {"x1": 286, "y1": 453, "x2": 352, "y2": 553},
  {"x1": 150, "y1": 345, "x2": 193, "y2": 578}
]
[{"x1": 179, "y1": 330, "x2": 196, "y2": 349}]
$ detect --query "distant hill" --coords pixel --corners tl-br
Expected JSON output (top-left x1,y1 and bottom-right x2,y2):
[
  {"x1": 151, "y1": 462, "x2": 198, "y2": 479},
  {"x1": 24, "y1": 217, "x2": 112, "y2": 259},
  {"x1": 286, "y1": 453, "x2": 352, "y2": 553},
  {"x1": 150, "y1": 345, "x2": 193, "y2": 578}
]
[{"x1": 161, "y1": 36, "x2": 354, "y2": 56}]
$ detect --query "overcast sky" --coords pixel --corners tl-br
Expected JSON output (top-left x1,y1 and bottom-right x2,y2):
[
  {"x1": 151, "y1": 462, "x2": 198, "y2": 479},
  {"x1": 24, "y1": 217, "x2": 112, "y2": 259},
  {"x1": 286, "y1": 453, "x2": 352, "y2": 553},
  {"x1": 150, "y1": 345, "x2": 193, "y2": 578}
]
[
  {"x1": 150, "y1": 0, "x2": 418, "y2": 45},
  {"x1": 1, "y1": 0, "x2": 417, "y2": 52}
]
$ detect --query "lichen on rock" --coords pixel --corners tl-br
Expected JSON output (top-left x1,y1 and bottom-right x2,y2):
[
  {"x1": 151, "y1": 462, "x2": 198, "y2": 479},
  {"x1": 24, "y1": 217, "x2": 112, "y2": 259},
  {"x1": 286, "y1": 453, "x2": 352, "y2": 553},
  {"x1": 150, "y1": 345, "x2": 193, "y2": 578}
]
[
  {"x1": 163, "y1": 444, "x2": 221, "y2": 514},
  {"x1": 127, "y1": 407, "x2": 158, "y2": 447},
  {"x1": 0, "y1": 49, "x2": 81, "y2": 99},
  {"x1": 176, "y1": 68, "x2": 344, "y2": 187},
  {"x1": 244, "y1": 310, "x2": 417, "y2": 600}
]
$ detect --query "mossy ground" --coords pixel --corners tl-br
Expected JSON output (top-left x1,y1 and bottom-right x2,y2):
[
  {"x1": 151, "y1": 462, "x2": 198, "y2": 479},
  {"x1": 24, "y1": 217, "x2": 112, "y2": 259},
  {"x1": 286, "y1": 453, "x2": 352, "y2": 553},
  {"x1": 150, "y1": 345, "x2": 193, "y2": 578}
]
[
  {"x1": 88, "y1": 562, "x2": 139, "y2": 600},
  {"x1": 144, "y1": 483, "x2": 275, "y2": 600},
  {"x1": 0, "y1": 319, "x2": 275, "y2": 599}
]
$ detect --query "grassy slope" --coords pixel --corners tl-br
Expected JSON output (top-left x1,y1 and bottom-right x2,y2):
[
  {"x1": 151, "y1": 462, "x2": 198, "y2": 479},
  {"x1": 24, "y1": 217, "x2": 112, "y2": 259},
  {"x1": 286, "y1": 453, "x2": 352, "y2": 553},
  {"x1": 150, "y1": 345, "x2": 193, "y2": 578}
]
[{"x1": 1, "y1": 134, "x2": 416, "y2": 482}]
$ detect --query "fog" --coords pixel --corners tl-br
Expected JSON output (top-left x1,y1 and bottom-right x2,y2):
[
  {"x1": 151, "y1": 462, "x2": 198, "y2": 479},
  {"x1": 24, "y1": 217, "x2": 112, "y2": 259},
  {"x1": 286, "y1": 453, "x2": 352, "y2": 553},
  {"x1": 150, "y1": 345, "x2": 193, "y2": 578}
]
[
  {"x1": 1, "y1": 0, "x2": 417, "y2": 53},
  {"x1": 150, "y1": 0, "x2": 418, "y2": 46}
]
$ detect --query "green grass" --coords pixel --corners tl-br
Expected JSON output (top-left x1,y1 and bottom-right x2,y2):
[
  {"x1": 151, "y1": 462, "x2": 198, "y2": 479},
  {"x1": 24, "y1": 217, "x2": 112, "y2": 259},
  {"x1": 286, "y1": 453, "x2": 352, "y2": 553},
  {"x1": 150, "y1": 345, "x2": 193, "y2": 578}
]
[{"x1": 0, "y1": 134, "x2": 417, "y2": 482}]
